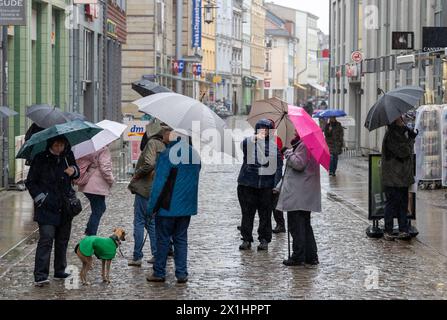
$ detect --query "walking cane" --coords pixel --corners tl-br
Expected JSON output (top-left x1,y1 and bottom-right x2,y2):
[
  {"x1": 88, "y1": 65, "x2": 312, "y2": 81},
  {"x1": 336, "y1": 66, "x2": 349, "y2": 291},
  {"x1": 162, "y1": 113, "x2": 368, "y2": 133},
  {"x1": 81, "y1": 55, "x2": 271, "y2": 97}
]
[{"x1": 287, "y1": 212, "x2": 291, "y2": 260}]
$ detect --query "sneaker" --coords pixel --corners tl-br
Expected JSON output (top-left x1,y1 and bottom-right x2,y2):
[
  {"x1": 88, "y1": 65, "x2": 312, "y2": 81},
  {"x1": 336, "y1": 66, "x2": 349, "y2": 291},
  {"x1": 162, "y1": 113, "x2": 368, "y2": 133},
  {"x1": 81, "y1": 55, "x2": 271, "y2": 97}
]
[
  {"x1": 283, "y1": 259, "x2": 305, "y2": 267},
  {"x1": 146, "y1": 274, "x2": 165, "y2": 282},
  {"x1": 272, "y1": 225, "x2": 286, "y2": 234},
  {"x1": 147, "y1": 257, "x2": 156, "y2": 264},
  {"x1": 257, "y1": 240, "x2": 269, "y2": 251},
  {"x1": 239, "y1": 241, "x2": 251, "y2": 250},
  {"x1": 34, "y1": 279, "x2": 50, "y2": 287},
  {"x1": 383, "y1": 233, "x2": 396, "y2": 241},
  {"x1": 397, "y1": 232, "x2": 412, "y2": 241},
  {"x1": 128, "y1": 259, "x2": 142, "y2": 267},
  {"x1": 54, "y1": 273, "x2": 71, "y2": 281},
  {"x1": 177, "y1": 277, "x2": 189, "y2": 284}
]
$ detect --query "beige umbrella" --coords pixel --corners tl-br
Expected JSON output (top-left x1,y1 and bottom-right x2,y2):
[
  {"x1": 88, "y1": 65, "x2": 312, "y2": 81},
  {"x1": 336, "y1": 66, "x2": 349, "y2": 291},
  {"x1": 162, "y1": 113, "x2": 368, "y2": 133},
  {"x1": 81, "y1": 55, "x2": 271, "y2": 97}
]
[{"x1": 247, "y1": 97, "x2": 296, "y2": 148}]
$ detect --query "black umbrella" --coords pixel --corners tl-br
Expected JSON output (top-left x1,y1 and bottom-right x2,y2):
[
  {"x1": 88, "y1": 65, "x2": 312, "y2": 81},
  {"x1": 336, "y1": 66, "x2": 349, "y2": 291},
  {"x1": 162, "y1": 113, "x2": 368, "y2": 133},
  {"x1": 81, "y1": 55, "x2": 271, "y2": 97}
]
[
  {"x1": 132, "y1": 79, "x2": 172, "y2": 97},
  {"x1": 364, "y1": 86, "x2": 424, "y2": 131}
]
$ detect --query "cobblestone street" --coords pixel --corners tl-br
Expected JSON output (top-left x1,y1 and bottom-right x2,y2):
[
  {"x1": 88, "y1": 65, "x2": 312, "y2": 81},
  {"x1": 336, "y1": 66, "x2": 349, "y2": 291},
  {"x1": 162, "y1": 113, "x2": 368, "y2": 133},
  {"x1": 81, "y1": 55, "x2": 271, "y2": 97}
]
[{"x1": 1, "y1": 158, "x2": 447, "y2": 300}]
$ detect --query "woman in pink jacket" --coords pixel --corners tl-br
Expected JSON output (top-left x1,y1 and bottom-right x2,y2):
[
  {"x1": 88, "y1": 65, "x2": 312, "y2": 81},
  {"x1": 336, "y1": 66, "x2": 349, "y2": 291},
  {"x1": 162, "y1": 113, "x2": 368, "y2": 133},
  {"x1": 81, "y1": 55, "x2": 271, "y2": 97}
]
[{"x1": 75, "y1": 146, "x2": 115, "y2": 235}]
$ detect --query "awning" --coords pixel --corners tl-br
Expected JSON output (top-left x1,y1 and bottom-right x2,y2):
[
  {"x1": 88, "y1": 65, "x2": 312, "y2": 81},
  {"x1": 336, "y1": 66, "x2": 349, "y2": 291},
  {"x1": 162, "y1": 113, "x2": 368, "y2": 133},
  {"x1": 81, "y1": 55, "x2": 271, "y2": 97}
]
[
  {"x1": 294, "y1": 84, "x2": 307, "y2": 90},
  {"x1": 309, "y1": 83, "x2": 327, "y2": 93}
]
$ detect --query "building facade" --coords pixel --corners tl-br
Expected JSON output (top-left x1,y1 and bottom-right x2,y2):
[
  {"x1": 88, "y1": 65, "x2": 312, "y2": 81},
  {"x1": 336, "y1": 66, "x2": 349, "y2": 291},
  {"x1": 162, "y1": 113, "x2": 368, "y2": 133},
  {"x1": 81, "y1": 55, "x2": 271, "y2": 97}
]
[
  {"x1": 216, "y1": 0, "x2": 233, "y2": 105},
  {"x1": 200, "y1": 0, "x2": 217, "y2": 104},
  {"x1": 265, "y1": 2, "x2": 322, "y2": 104},
  {"x1": 241, "y1": 0, "x2": 253, "y2": 114},
  {"x1": 105, "y1": 0, "x2": 127, "y2": 123},
  {"x1": 330, "y1": 0, "x2": 447, "y2": 152},
  {"x1": 264, "y1": 9, "x2": 298, "y2": 104},
  {"x1": 6, "y1": 0, "x2": 70, "y2": 184},
  {"x1": 69, "y1": 2, "x2": 104, "y2": 123},
  {"x1": 250, "y1": 0, "x2": 266, "y2": 101},
  {"x1": 231, "y1": 0, "x2": 243, "y2": 114}
]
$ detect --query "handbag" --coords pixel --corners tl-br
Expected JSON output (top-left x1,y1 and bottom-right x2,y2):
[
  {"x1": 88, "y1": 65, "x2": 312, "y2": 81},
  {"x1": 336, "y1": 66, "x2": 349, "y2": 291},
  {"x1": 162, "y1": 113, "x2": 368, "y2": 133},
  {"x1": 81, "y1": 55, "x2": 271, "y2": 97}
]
[
  {"x1": 63, "y1": 158, "x2": 83, "y2": 218},
  {"x1": 63, "y1": 187, "x2": 83, "y2": 218}
]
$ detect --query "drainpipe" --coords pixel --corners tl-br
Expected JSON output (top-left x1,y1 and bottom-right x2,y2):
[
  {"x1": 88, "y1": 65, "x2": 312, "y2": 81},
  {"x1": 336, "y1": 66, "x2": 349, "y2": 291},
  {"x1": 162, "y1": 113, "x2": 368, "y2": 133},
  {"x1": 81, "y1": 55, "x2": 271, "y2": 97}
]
[
  {"x1": 1, "y1": 26, "x2": 9, "y2": 189},
  {"x1": 176, "y1": 0, "x2": 183, "y2": 94}
]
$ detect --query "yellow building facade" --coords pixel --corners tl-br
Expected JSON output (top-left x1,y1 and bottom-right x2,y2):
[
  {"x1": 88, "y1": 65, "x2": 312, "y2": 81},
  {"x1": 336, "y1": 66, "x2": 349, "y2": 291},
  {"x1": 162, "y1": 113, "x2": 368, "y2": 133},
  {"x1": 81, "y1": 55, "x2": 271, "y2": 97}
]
[
  {"x1": 200, "y1": 0, "x2": 216, "y2": 103},
  {"x1": 251, "y1": 0, "x2": 266, "y2": 101}
]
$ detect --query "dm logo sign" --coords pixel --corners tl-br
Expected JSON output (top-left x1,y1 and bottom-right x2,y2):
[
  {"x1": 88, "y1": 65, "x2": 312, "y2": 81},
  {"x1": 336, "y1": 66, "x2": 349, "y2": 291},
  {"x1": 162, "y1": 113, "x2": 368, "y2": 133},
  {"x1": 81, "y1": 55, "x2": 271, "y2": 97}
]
[{"x1": 124, "y1": 121, "x2": 149, "y2": 141}]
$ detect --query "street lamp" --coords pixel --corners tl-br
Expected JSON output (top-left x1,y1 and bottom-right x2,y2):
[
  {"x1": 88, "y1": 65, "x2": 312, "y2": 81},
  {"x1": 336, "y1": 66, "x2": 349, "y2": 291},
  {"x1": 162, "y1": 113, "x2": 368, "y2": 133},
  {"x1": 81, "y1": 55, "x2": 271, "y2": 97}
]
[{"x1": 203, "y1": 0, "x2": 219, "y2": 24}]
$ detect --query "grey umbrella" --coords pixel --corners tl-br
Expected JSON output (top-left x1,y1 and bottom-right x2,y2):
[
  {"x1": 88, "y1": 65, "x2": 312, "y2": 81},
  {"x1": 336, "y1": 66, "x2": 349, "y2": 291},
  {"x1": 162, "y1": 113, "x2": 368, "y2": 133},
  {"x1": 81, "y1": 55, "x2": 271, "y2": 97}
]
[
  {"x1": 0, "y1": 106, "x2": 18, "y2": 118},
  {"x1": 132, "y1": 79, "x2": 172, "y2": 97},
  {"x1": 364, "y1": 86, "x2": 424, "y2": 131},
  {"x1": 63, "y1": 111, "x2": 86, "y2": 121},
  {"x1": 26, "y1": 104, "x2": 70, "y2": 128}
]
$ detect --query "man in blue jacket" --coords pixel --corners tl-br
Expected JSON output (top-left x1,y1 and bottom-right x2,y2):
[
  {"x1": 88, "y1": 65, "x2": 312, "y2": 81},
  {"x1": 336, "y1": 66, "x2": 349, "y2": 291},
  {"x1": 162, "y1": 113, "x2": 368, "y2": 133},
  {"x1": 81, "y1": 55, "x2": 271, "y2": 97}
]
[
  {"x1": 146, "y1": 135, "x2": 201, "y2": 283},
  {"x1": 237, "y1": 119, "x2": 283, "y2": 251}
]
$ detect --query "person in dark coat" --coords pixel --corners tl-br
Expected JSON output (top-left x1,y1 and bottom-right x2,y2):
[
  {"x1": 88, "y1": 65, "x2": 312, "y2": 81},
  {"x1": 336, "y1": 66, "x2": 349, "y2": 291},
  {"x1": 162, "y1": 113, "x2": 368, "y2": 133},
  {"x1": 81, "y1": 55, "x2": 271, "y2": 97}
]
[
  {"x1": 237, "y1": 119, "x2": 283, "y2": 251},
  {"x1": 381, "y1": 117, "x2": 417, "y2": 241},
  {"x1": 324, "y1": 117, "x2": 344, "y2": 176},
  {"x1": 25, "y1": 136, "x2": 80, "y2": 287}
]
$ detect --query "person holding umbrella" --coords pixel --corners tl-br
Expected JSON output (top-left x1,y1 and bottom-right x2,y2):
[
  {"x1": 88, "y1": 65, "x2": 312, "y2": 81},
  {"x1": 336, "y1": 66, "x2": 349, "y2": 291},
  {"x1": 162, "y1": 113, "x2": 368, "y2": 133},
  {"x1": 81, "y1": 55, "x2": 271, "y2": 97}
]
[
  {"x1": 381, "y1": 116, "x2": 417, "y2": 241},
  {"x1": 324, "y1": 116, "x2": 344, "y2": 177},
  {"x1": 364, "y1": 86, "x2": 424, "y2": 241},
  {"x1": 277, "y1": 106, "x2": 327, "y2": 267},
  {"x1": 72, "y1": 120, "x2": 127, "y2": 236},
  {"x1": 237, "y1": 119, "x2": 283, "y2": 251},
  {"x1": 25, "y1": 136, "x2": 80, "y2": 287},
  {"x1": 75, "y1": 146, "x2": 115, "y2": 236},
  {"x1": 127, "y1": 121, "x2": 173, "y2": 266}
]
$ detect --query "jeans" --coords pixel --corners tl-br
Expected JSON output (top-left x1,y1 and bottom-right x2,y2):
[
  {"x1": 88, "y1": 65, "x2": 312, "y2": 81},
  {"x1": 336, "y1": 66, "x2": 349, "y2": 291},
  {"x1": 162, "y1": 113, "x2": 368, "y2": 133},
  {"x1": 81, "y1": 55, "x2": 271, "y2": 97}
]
[
  {"x1": 287, "y1": 211, "x2": 318, "y2": 263},
  {"x1": 34, "y1": 221, "x2": 72, "y2": 282},
  {"x1": 384, "y1": 186, "x2": 409, "y2": 234},
  {"x1": 330, "y1": 154, "x2": 339, "y2": 174},
  {"x1": 238, "y1": 185, "x2": 273, "y2": 243},
  {"x1": 84, "y1": 193, "x2": 106, "y2": 236},
  {"x1": 133, "y1": 194, "x2": 156, "y2": 261},
  {"x1": 153, "y1": 216, "x2": 191, "y2": 279}
]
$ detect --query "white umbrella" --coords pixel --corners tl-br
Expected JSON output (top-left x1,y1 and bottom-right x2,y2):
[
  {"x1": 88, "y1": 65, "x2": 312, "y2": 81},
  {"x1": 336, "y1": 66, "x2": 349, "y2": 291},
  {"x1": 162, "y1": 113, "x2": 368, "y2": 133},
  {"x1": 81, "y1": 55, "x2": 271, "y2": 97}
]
[
  {"x1": 133, "y1": 92, "x2": 236, "y2": 157},
  {"x1": 72, "y1": 120, "x2": 127, "y2": 159}
]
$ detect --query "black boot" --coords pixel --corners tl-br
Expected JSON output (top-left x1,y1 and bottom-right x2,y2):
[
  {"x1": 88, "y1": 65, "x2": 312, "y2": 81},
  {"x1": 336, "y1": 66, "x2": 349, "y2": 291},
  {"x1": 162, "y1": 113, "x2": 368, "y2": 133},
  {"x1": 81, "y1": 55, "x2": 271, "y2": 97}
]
[{"x1": 272, "y1": 225, "x2": 286, "y2": 234}]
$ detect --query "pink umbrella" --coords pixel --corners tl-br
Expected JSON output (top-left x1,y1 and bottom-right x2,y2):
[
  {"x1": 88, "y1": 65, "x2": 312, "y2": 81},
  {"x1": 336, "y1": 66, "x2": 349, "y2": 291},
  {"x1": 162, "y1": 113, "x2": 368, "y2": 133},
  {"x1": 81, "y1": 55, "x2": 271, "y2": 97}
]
[{"x1": 288, "y1": 106, "x2": 330, "y2": 171}]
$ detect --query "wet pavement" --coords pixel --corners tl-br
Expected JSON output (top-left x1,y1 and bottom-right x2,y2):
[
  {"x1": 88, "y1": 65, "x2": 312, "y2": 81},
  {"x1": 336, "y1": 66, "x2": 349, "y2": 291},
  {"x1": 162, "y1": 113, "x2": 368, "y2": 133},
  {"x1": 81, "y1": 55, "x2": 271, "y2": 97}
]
[{"x1": 0, "y1": 117, "x2": 447, "y2": 299}]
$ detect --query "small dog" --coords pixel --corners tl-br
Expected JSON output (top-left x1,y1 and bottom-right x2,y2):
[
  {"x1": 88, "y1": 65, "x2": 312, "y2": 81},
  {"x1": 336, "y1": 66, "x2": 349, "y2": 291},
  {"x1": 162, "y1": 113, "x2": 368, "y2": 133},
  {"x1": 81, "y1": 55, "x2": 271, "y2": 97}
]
[{"x1": 75, "y1": 228, "x2": 126, "y2": 285}]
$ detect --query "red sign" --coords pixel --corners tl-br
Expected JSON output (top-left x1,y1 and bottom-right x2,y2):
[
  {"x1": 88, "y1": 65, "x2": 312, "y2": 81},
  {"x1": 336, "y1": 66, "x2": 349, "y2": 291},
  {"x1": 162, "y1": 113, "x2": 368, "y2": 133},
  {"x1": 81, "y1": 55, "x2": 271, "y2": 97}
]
[
  {"x1": 85, "y1": 4, "x2": 99, "y2": 19},
  {"x1": 264, "y1": 81, "x2": 271, "y2": 88},
  {"x1": 131, "y1": 141, "x2": 142, "y2": 162},
  {"x1": 322, "y1": 49, "x2": 330, "y2": 58},
  {"x1": 351, "y1": 51, "x2": 363, "y2": 63},
  {"x1": 173, "y1": 61, "x2": 179, "y2": 74}
]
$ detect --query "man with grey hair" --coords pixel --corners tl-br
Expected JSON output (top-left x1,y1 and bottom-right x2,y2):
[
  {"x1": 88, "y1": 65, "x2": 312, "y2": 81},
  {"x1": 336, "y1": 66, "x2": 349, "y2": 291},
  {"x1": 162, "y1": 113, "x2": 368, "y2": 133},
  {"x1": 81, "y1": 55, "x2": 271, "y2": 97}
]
[{"x1": 128, "y1": 120, "x2": 173, "y2": 266}]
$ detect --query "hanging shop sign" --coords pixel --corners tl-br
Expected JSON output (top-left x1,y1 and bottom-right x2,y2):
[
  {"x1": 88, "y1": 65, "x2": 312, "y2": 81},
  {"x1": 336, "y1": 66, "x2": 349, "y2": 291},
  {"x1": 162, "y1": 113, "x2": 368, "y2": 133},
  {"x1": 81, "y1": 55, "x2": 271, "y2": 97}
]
[
  {"x1": 173, "y1": 60, "x2": 185, "y2": 74},
  {"x1": 423, "y1": 27, "x2": 447, "y2": 51},
  {"x1": 0, "y1": 0, "x2": 27, "y2": 26},
  {"x1": 192, "y1": 0, "x2": 202, "y2": 48},
  {"x1": 192, "y1": 64, "x2": 202, "y2": 76},
  {"x1": 123, "y1": 121, "x2": 149, "y2": 141},
  {"x1": 213, "y1": 75, "x2": 222, "y2": 84},
  {"x1": 392, "y1": 32, "x2": 414, "y2": 50},
  {"x1": 85, "y1": 3, "x2": 99, "y2": 20}
]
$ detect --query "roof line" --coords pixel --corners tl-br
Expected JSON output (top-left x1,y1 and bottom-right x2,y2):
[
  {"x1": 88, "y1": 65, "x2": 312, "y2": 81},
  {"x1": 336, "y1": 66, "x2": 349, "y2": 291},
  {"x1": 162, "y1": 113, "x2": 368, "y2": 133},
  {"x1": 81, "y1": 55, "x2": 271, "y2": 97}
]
[{"x1": 265, "y1": 2, "x2": 320, "y2": 20}]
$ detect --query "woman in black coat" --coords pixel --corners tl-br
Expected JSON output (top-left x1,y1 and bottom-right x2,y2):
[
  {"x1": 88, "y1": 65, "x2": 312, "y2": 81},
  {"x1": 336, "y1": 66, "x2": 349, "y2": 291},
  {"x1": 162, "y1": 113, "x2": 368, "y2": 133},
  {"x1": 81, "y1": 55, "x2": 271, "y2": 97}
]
[{"x1": 25, "y1": 136, "x2": 80, "y2": 287}]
